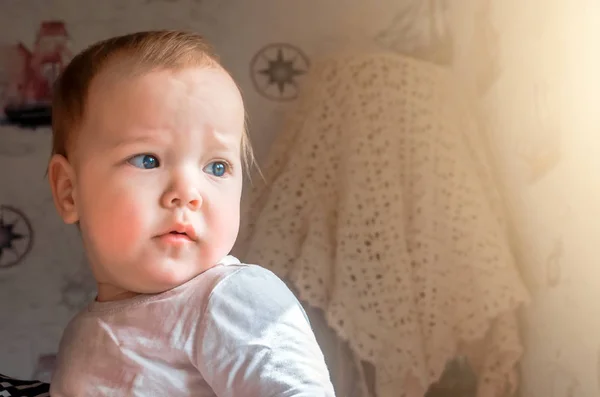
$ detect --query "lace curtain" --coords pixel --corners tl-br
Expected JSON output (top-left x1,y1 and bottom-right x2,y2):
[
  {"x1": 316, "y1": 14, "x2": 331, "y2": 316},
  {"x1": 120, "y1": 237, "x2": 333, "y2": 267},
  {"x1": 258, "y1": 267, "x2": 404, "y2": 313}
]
[{"x1": 235, "y1": 2, "x2": 529, "y2": 396}]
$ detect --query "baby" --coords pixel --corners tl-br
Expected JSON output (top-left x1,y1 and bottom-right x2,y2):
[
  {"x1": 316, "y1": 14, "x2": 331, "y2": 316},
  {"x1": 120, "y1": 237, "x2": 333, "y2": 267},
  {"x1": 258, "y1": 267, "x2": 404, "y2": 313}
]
[{"x1": 47, "y1": 31, "x2": 335, "y2": 396}]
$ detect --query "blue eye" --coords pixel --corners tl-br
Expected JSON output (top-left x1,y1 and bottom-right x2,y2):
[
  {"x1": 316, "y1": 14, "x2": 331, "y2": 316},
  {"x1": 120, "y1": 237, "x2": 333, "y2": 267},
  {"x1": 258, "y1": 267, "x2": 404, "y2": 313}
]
[
  {"x1": 128, "y1": 154, "x2": 160, "y2": 169},
  {"x1": 204, "y1": 161, "x2": 228, "y2": 177}
]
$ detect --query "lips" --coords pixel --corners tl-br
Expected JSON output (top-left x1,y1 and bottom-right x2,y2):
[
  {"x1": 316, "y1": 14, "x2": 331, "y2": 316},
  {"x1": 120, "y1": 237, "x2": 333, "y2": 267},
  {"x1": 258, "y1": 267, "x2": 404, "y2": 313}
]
[
  {"x1": 169, "y1": 230, "x2": 192, "y2": 239},
  {"x1": 157, "y1": 223, "x2": 198, "y2": 244},
  {"x1": 160, "y1": 232, "x2": 193, "y2": 244}
]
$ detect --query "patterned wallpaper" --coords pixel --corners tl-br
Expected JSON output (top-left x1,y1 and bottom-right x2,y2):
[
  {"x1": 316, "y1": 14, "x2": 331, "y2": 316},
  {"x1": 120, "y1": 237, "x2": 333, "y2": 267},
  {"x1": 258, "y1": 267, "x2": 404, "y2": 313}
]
[{"x1": 0, "y1": 1, "x2": 598, "y2": 397}]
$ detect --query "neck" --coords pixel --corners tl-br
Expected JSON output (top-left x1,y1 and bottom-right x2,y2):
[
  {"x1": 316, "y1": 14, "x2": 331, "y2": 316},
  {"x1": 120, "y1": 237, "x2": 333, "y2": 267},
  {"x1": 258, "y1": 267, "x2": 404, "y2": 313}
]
[{"x1": 96, "y1": 282, "x2": 141, "y2": 302}]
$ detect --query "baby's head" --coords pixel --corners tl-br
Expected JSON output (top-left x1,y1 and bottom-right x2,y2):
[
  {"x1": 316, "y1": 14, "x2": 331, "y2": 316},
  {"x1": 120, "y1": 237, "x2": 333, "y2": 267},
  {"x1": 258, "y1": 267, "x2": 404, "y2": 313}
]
[{"x1": 48, "y1": 31, "x2": 251, "y2": 301}]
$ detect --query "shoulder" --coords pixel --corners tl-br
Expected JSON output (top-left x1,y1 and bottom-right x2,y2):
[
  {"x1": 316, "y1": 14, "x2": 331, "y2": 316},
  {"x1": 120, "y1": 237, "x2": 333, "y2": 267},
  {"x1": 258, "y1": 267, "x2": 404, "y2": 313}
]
[
  {"x1": 195, "y1": 262, "x2": 317, "y2": 362},
  {"x1": 60, "y1": 306, "x2": 91, "y2": 342},
  {"x1": 197, "y1": 259, "x2": 311, "y2": 336},
  {"x1": 192, "y1": 256, "x2": 290, "y2": 297},
  {"x1": 207, "y1": 262, "x2": 300, "y2": 313},
  {"x1": 187, "y1": 257, "x2": 300, "y2": 317},
  {"x1": 211, "y1": 262, "x2": 289, "y2": 295},
  {"x1": 194, "y1": 264, "x2": 335, "y2": 396}
]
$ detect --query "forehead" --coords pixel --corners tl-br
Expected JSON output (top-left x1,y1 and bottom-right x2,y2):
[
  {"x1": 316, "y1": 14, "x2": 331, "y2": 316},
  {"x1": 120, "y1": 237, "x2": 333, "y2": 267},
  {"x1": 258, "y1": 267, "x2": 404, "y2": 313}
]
[{"x1": 80, "y1": 65, "x2": 245, "y2": 147}]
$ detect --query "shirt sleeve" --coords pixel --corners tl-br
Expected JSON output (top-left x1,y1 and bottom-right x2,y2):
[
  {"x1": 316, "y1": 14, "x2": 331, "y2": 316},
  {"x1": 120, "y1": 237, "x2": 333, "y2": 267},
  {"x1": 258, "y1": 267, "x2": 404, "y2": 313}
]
[{"x1": 195, "y1": 265, "x2": 336, "y2": 397}]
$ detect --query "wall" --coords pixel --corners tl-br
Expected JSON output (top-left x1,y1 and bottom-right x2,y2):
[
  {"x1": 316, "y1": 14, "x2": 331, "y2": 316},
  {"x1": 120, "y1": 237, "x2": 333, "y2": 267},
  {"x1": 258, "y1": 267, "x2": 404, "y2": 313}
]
[{"x1": 482, "y1": 1, "x2": 600, "y2": 397}]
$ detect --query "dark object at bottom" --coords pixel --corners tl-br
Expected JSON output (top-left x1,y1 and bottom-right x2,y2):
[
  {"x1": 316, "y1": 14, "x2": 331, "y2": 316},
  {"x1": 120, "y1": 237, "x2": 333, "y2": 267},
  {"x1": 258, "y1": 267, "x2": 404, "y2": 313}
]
[
  {"x1": 425, "y1": 357, "x2": 478, "y2": 397},
  {"x1": 0, "y1": 373, "x2": 50, "y2": 396},
  {"x1": 3, "y1": 104, "x2": 52, "y2": 128}
]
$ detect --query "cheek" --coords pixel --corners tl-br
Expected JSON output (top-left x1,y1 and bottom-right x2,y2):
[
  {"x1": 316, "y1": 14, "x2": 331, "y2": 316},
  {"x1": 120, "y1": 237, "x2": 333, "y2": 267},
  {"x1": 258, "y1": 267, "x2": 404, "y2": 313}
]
[
  {"x1": 210, "y1": 211, "x2": 240, "y2": 258},
  {"x1": 216, "y1": 208, "x2": 240, "y2": 239},
  {"x1": 207, "y1": 186, "x2": 241, "y2": 250},
  {"x1": 78, "y1": 176, "x2": 149, "y2": 252}
]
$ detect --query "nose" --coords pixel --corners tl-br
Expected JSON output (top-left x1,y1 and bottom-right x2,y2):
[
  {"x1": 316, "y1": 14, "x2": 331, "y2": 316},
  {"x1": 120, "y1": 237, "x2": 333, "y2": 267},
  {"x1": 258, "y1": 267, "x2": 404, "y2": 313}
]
[{"x1": 161, "y1": 174, "x2": 203, "y2": 211}]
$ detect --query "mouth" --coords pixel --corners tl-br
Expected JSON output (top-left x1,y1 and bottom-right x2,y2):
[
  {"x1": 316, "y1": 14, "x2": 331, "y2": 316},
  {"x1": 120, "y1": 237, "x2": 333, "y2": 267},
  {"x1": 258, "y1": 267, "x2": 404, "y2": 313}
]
[
  {"x1": 158, "y1": 231, "x2": 194, "y2": 245},
  {"x1": 169, "y1": 230, "x2": 192, "y2": 238},
  {"x1": 157, "y1": 224, "x2": 197, "y2": 243}
]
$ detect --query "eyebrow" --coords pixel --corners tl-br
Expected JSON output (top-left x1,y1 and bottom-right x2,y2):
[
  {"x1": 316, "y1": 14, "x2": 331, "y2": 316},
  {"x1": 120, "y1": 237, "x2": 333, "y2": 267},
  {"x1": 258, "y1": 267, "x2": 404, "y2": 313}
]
[
  {"x1": 105, "y1": 132, "x2": 167, "y2": 149},
  {"x1": 101, "y1": 125, "x2": 242, "y2": 151},
  {"x1": 206, "y1": 132, "x2": 241, "y2": 150}
]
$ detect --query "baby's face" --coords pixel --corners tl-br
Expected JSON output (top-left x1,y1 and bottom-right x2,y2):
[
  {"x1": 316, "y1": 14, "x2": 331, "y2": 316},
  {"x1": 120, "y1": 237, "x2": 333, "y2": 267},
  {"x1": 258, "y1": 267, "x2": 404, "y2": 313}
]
[{"x1": 70, "y1": 66, "x2": 245, "y2": 300}]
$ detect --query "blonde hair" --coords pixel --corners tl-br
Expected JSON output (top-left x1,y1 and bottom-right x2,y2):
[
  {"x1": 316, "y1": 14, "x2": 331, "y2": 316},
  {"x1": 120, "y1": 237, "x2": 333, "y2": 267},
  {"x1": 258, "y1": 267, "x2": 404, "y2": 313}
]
[{"x1": 51, "y1": 30, "x2": 255, "y2": 170}]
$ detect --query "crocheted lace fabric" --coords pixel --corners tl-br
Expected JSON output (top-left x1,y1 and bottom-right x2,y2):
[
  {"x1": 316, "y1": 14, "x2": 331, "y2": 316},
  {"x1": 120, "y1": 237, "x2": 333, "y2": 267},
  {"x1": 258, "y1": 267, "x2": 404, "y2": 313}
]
[{"x1": 236, "y1": 52, "x2": 530, "y2": 397}]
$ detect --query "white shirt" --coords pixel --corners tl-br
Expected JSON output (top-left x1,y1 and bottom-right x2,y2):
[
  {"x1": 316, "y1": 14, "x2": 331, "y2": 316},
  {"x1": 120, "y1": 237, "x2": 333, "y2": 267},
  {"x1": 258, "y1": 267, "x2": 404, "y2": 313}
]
[{"x1": 50, "y1": 257, "x2": 335, "y2": 396}]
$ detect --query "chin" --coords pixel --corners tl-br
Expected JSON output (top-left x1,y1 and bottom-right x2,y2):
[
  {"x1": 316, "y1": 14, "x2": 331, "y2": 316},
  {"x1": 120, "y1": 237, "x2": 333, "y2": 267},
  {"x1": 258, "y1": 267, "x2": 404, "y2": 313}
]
[
  {"x1": 124, "y1": 250, "x2": 227, "y2": 294},
  {"x1": 148, "y1": 271, "x2": 201, "y2": 292},
  {"x1": 154, "y1": 260, "x2": 210, "y2": 289}
]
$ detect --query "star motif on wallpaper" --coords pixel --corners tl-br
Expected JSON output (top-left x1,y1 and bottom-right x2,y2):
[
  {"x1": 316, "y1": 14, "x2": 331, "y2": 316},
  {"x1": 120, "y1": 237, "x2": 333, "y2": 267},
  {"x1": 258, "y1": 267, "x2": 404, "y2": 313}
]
[
  {"x1": 0, "y1": 205, "x2": 33, "y2": 269},
  {"x1": 259, "y1": 49, "x2": 305, "y2": 93},
  {"x1": 250, "y1": 43, "x2": 310, "y2": 101}
]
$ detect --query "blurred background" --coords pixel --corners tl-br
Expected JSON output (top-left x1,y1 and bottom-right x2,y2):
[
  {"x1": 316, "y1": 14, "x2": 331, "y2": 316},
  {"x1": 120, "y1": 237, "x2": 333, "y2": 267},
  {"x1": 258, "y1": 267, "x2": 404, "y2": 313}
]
[{"x1": 0, "y1": 1, "x2": 599, "y2": 396}]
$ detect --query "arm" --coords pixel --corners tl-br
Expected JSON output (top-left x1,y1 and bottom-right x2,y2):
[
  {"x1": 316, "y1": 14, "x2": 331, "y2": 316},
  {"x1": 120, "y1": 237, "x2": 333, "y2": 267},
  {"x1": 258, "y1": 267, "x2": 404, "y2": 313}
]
[{"x1": 195, "y1": 265, "x2": 335, "y2": 397}]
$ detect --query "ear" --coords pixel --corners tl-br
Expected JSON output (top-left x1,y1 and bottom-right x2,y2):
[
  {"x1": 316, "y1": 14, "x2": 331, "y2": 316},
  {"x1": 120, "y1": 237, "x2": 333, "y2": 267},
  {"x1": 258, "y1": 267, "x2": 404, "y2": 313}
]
[{"x1": 48, "y1": 154, "x2": 80, "y2": 224}]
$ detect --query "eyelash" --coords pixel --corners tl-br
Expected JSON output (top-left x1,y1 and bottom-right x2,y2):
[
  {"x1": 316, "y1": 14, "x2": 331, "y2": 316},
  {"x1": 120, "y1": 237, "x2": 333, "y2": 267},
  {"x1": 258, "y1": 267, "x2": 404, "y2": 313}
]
[
  {"x1": 205, "y1": 160, "x2": 232, "y2": 177},
  {"x1": 126, "y1": 154, "x2": 233, "y2": 177},
  {"x1": 127, "y1": 154, "x2": 160, "y2": 169}
]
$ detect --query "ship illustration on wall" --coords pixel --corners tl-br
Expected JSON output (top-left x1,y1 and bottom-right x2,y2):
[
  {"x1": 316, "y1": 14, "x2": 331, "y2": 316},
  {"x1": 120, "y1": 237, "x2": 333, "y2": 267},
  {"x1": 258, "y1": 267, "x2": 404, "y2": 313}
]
[{"x1": 0, "y1": 21, "x2": 71, "y2": 128}]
